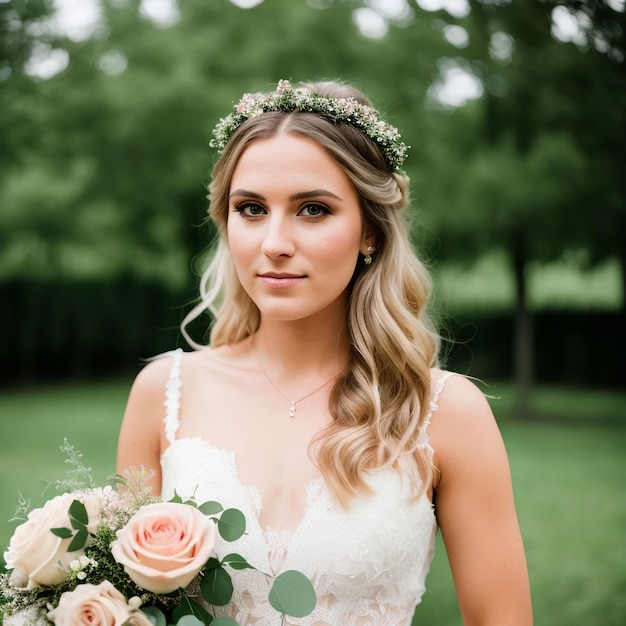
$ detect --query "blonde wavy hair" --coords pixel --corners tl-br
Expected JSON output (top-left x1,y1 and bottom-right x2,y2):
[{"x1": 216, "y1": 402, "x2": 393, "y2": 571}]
[{"x1": 182, "y1": 81, "x2": 440, "y2": 504}]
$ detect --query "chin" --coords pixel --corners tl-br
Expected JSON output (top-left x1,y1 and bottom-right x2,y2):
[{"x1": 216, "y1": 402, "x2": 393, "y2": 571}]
[
  {"x1": 255, "y1": 298, "x2": 347, "y2": 326},
  {"x1": 256, "y1": 307, "x2": 313, "y2": 323}
]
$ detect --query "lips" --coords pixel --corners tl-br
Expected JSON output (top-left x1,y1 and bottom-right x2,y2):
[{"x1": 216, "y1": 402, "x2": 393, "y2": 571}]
[
  {"x1": 258, "y1": 272, "x2": 306, "y2": 289},
  {"x1": 259, "y1": 272, "x2": 304, "y2": 279}
]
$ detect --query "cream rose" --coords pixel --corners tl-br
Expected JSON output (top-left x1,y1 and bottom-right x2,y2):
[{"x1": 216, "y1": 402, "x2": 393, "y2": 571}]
[
  {"x1": 110, "y1": 501, "x2": 216, "y2": 594},
  {"x1": 47, "y1": 581, "x2": 152, "y2": 626},
  {"x1": 3, "y1": 491, "x2": 102, "y2": 589}
]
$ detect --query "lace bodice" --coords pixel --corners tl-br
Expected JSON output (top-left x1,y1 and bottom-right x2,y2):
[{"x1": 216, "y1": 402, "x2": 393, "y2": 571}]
[{"x1": 160, "y1": 349, "x2": 452, "y2": 625}]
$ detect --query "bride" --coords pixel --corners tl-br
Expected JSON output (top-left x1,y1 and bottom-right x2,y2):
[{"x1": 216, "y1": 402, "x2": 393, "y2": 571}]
[{"x1": 116, "y1": 80, "x2": 532, "y2": 625}]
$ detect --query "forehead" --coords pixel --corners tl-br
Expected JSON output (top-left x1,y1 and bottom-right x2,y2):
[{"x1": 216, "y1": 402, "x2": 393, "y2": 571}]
[{"x1": 230, "y1": 133, "x2": 356, "y2": 194}]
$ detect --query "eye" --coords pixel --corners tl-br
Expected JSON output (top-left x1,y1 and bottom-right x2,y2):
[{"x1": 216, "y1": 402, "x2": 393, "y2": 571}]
[
  {"x1": 298, "y1": 203, "x2": 330, "y2": 218},
  {"x1": 232, "y1": 202, "x2": 267, "y2": 217}
]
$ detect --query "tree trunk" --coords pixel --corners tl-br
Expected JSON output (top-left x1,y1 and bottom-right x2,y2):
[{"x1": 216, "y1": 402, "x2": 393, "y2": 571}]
[
  {"x1": 619, "y1": 249, "x2": 626, "y2": 317},
  {"x1": 512, "y1": 239, "x2": 533, "y2": 418}
]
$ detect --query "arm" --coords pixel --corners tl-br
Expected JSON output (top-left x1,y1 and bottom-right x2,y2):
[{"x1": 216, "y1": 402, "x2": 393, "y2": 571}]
[
  {"x1": 429, "y1": 375, "x2": 533, "y2": 626},
  {"x1": 116, "y1": 356, "x2": 174, "y2": 496}
]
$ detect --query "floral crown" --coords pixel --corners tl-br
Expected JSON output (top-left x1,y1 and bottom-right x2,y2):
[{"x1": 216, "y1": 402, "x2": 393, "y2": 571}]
[{"x1": 210, "y1": 79, "x2": 409, "y2": 171}]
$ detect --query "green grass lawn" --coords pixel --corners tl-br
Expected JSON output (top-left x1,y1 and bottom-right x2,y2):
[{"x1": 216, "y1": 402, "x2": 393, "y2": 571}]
[
  {"x1": 414, "y1": 383, "x2": 626, "y2": 625},
  {"x1": 433, "y1": 253, "x2": 622, "y2": 312},
  {"x1": 0, "y1": 380, "x2": 129, "y2": 550},
  {"x1": 1, "y1": 379, "x2": 625, "y2": 625}
]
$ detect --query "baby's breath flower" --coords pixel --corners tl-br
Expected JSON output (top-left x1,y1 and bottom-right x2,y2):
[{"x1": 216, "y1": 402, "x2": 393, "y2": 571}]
[
  {"x1": 210, "y1": 79, "x2": 409, "y2": 171},
  {"x1": 69, "y1": 555, "x2": 96, "y2": 575}
]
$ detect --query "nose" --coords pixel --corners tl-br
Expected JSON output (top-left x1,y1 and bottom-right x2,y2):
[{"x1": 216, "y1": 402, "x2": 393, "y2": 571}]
[{"x1": 261, "y1": 212, "x2": 295, "y2": 259}]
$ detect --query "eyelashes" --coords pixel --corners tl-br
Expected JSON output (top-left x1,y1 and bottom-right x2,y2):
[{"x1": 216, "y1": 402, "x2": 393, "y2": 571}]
[
  {"x1": 299, "y1": 203, "x2": 331, "y2": 217},
  {"x1": 231, "y1": 202, "x2": 331, "y2": 219},
  {"x1": 231, "y1": 201, "x2": 266, "y2": 218}
]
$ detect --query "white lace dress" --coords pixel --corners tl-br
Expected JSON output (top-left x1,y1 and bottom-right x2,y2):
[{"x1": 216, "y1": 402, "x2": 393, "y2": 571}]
[{"x1": 160, "y1": 349, "x2": 453, "y2": 625}]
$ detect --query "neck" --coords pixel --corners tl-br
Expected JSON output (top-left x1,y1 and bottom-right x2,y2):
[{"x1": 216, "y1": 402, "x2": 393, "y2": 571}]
[{"x1": 253, "y1": 319, "x2": 349, "y2": 380}]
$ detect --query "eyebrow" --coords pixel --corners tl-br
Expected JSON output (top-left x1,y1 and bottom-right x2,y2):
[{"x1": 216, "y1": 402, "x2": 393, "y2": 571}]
[{"x1": 229, "y1": 188, "x2": 343, "y2": 201}]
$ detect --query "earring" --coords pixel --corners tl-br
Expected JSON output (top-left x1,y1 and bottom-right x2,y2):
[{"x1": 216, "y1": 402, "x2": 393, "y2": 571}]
[{"x1": 364, "y1": 246, "x2": 374, "y2": 265}]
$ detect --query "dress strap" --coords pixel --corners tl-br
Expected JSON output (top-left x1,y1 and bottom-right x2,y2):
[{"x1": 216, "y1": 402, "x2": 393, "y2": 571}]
[
  {"x1": 163, "y1": 348, "x2": 183, "y2": 444},
  {"x1": 411, "y1": 371, "x2": 455, "y2": 459},
  {"x1": 423, "y1": 371, "x2": 455, "y2": 433}
]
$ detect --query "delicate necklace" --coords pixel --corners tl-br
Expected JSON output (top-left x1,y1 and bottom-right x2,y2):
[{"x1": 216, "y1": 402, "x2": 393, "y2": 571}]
[{"x1": 254, "y1": 343, "x2": 340, "y2": 418}]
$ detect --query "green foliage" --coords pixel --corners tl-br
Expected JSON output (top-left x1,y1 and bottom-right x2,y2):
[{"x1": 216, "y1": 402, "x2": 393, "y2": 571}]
[
  {"x1": 1, "y1": 0, "x2": 623, "y2": 395},
  {"x1": 198, "y1": 502, "x2": 224, "y2": 516},
  {"x1": 0, "y1": 0, "x2": 432, "y2": 286},
  {"x1": 67, "y1": 527, "x2": 89, "y2": 553},
  {"x1": 268, "y1": 570, "x2": 317, "y2": 618},
  {"x1": 171, "y1": 597, "x2": 214, "y2": 626},
  {"x1": 142, "y1": 605, "x2": 167, "y2": 626},
  {"x1": 177, "y1": 615, "x2": 206, "y2": 626},
  {"x1": 201, "y1": 563, "x2": 234, "y2": 607},
  {"x1": 429, "y1": 0, "x2": 625, "y2": 270},
  {"x1": 220, "y1": 554, "x2": 254, "y2": 571},
  {"x1": 215, "y1": 509, "x2": 246, "y2": 543},
  {"x1": 1, "y1": 0, "x2": 622, "y2": 283}
]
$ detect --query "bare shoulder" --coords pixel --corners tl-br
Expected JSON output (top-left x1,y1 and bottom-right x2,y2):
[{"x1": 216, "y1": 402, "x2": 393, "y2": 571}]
[
  {"x1": 136, "y1": 350, "x2": 179, "y2": 379},
  {"x1": 430, "y1": 370, "x2": 495, "y2": 426},
  {"x1": 182, "y1": 340, "x2": 256, "y2": 370},
  {"x1": 117, "y1": 351, "x2": 186, "y2": 484},
  {"x1": 428, "y1": 371, "x2": 507, "y2": 477},
  {"x1": 132, "y1": 344, "x2": 236, "y2": 380},
  {"x1": 120, "y1": 351, "x2": 183, "y2": 435},
  {"x1": 124, "y1": 353, "x2": 179, "y2": 402},
  {"x1": 131, "y1": 344, "x2": 258, "y2": 423}
]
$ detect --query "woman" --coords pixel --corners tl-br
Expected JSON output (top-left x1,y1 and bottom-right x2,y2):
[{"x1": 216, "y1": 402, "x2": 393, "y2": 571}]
[{"x1": 117, "y1": 80, "x2": 533, "y2": 625}]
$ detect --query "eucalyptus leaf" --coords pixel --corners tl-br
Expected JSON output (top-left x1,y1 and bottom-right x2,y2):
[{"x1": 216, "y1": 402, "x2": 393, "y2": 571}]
[
  {"x1": 70, "y1": 517, "x2": 86, "y2": 531},
  {"x1": 217, "y1": 509, "x2": 246, "y2": 542},
  {"x1": 221, "y1": 553, "x2": 254, "y2": 571},
  {"x1": 67, "y1": 527, "x2": 88, "y2": 552},
  {"x1": 184, "y1": 598, "x2": 215, "y2": 625},
  {"x1": 50, "y1": 527, "x2": 73, "y2": 539},
  {"x1": 140, "y1": 606, "x2": 167, "y2": 626},
  {"x1": 176, "y1": 616, "x2": 205, "y2": 626},
  {"x1": 198, "y1": 501, "x2": 224, "y2": 516},
  {"x1": 201, "y1": 566, "x2": 234, "y2": 606},
  {"x1": 69, "y1": 499, "x2": 89, "y2": 525},
  {"x1": 169, "y1": 492, "x2": 183, "y2": 504},
  {"x1": 203, "y1": 557, "x2": 221, "y2": 571},
  {"x1": 171, "y1": 596, "x2": 214, "y2": 625},
  {"x1": 171, "y1": 601, "x2": 192, "y2": 622},
  {"x1": 268, "y1": 570, "x2": 316, "y2": 618}
]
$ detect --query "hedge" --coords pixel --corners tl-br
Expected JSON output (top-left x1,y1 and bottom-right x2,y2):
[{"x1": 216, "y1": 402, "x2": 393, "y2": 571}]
[{"x1": 0, "y1": 279, "x2": 622, "y2": 388}]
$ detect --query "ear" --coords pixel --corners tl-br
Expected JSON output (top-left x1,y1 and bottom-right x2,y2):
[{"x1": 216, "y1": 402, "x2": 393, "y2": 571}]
[{"x1": 360, "y1": 229, "x2": 378, "y2": 256}]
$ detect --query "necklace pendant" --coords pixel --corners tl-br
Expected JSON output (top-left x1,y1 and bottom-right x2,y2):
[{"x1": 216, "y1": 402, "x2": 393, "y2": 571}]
[{"x1": 289, "y1": 402, "x2": 296, "y2": 418}]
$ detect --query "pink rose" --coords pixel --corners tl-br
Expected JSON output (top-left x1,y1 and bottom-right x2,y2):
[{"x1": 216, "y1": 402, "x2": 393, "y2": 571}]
[
  {"x1": 3, "y1": 491, "x2": 102, "y2": 588},
  {"x1": 47, "y1": 581, "x2": 152, "y2": 626},
  {"x1": 110, "y1": 501, "x2": 215, "y2": 594}
]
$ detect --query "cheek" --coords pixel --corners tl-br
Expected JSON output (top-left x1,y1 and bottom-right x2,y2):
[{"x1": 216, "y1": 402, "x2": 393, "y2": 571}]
[
  {"x1": 227, "y1": 228, "x2": 255, "y2": 264},
  {"x1": 316, "y1": 231, "x2": 362, "y2": 268}
]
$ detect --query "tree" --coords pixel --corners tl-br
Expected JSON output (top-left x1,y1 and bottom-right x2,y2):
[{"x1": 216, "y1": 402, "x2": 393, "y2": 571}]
[
  {"x1": 2, "y1": 0, "x2": 623, "y2": 390},
  {"x1": 410, "y1": 0, "x2": 625, "y2": 414},
  {"x1": 0, "y1": 0, "x2": 57, "y2": 168},
  {"x1": 0, "y1": 0, "x2": 439, "y2": 285}
]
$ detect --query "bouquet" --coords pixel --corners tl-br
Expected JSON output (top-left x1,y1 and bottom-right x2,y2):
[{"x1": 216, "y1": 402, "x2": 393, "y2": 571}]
[{"x1": 0, "y1": 442, "x2": 316, "y2": 626}]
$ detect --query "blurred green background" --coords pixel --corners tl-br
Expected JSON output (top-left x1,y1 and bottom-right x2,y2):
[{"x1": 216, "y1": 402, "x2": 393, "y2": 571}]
[{"x1": 1, "y1": 0, "x2": 625, "y2": 624}]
